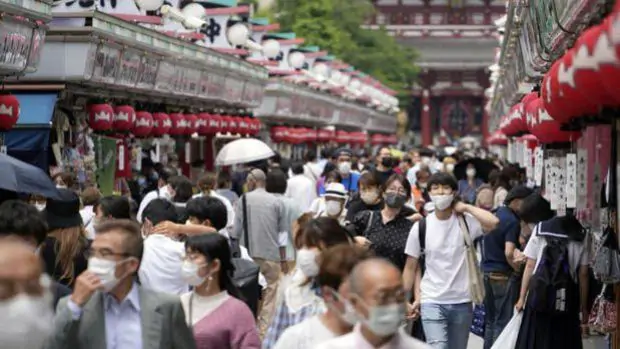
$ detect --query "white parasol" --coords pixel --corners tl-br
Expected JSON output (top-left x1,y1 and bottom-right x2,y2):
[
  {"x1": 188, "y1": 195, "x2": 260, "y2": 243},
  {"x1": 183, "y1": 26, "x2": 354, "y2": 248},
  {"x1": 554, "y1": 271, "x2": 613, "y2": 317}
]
[{"x1": 215, "y1": 138, "x2": 275, "y2": 166}]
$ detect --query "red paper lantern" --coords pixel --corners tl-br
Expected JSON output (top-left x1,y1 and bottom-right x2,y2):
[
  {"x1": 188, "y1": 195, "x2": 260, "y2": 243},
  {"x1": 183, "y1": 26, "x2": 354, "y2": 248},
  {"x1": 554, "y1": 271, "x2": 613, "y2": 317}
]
[
  {"x1": 219, "y1": 116, "x2": 231, "y2": 134},
  {"x1": 370, "y1": 134, "x2": 383, "y2": 145},
  {"x1": 184, "y1": 114, "x2": 198, "y2": 135},
  {"x1": 599, "y1": 14, "x2": 620, "y2": 105},
  {"x1": 555, "y1": 48, "x2": 599, "y2": 122},
  {"x1": 210, "y1": 115, "x2": 222, "y2": 134},
  {"x1": 271, "y1": 126, "x2": 287, "y2": 143},
  {"x1": 228, "y1": 117, "x2": 240, "y2": 134},
  {"x1": 196, "y1": 113, "x2": 211, "y2": 135},
  {"x1": 527, "y1": 98, "x2": 581, "y2": 144},
  {"x1": 151, "y1": 112, "x2": 171, "y2": 137},
  {"x1": 336, "y1": 130, "x2": 349, "y2": 144},
  {"x1": 113, "y1": 105, "x2": 136, "y2": 133},
  {"x1": 317, "y1": 129, "x2": 330, "y2": 142},
  {"x1": 0, "y1": 94, "x2": 19, "y2": 131},
  {"x1": 251, "y1": 118, "x2": 261, "y2": 135},
  {"x1": 87, "y1": 103, "x2": 114, "y2": 132},
  {"x1": 133, "y1": 111, "x2": 154, "y2": 138},
  {"x1": 503, "y1": 105, "x2": 520, "y2": 137},
  {"x1": 285, "y1": 128, "x2": 299, "y2": 144},
  {"x1": 168, "y1": 113, "x2": 187, "y2": 136},
  {"x1": 488, "y1": 131, "x2": 508, "y2": 146}
]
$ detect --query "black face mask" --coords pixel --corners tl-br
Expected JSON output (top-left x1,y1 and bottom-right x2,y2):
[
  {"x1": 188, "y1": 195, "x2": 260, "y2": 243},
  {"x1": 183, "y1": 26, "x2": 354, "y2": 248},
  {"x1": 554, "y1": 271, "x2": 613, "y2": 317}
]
[{"x1": 381, "y1": 157, "x2": 393, "y2": 168}]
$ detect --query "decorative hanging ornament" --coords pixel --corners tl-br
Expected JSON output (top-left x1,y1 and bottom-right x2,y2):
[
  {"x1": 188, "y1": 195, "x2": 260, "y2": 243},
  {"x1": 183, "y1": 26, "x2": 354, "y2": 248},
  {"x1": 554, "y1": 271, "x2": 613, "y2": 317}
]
[
  {"x1": 527, "y1": 98, "x2": 580, "y2": 144},
  {"x1": 151, "y1": 112, "x2": 171, "y2": 137},
  {"x1": 210, "y1": 114, "x2": 222, "y2": 134},
  {"x1": 184, "y1": 114, "x2": 198, "y2": 135},
  {"x1": 168, "y1": 113, "x2": 187, "y2": 136},
  {"x1": 197, "y1": 113, "x2": 212, "y2": 135},
  {"x1": 271, "y1": 126, "x2": 287, "y2": 143},
  {"x1": 0, "y1": 94, "x2": 19, "y2": 131},
  {"x1": 133, "y1": 111, "x2": 154, "y2": 138},
  {"x1": 113, "y1": 105, "x2": 136, "y2": 133},
  {"x1": 219, "y1": 116, "x2": 231, "y2": 134},
  {"x1": 228, "y1": 117, "x2": 239, "y2": 135},
  {"x1": 87, "y1": 103, "x2": 114, "y2": 133},
  {"x1": 600, "y1": 13, "x2": 620, "y2": 105}
]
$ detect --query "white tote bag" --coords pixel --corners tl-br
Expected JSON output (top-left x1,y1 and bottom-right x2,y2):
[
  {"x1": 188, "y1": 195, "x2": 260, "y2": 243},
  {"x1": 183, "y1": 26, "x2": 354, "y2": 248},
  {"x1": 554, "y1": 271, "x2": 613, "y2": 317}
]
[{"x1": 491, "y1": 312, "x2": 523, "y2": 349}]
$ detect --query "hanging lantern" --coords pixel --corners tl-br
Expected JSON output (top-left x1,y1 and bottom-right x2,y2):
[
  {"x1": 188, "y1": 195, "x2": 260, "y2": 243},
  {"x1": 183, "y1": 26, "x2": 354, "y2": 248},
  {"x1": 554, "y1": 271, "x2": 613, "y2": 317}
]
[
  {"x1": 600, "y1": 14, "x2": 620, "y2": 105},
  {"x1": 271, "y1": 126, "x2": 287, "y2": 143},
  {"x1": 239, "y1": 117, "x2": 251, "y2": 135},
  {"x1": 556, "y1": 48, "x2": 599, "y2": 121},
  {"x1": 503, "y1": 105, "x2": 520, "y2": 137},
  {"x1": 151, "y1": 112, "x2": 171, "y2": 137},
  {"x1": 252, "y1": 118, "x2": 262, "y2": 135},
  {"x1": 113, "y1": 105, "x2": 136, "y2": 133},
  {"x1": 210, "y1": 114, "x2": 222, "y2": 134},
  {"x1": 197, "y1": 113, "x2": 212, "y2": 135},
  {"x1": 0, "y1": 94, "x2": 19, "y2": 132},
  {"x1": 87, "y1": 103, "x2": 114, "y2": 133},
  {"x1": 133, "y1": 111, "x2": 154, "y2": 138},
  {"x1": 370, "y1": 134, "x2": 383, "y2": 145},
  {"x1": 336, "y1": 130, "x2": 348, "y2": 144},
  {"x1": 219, "y1": 116, "x2": 231, "y2": 134},
  {"x1": 228, "y1": 117, "x2": 239, "y2": 134},
  {"x1": 488, "y1": 131, "x2": 508, "y2": 146},
  {"x1": 541, "y1": 60, "x2": 567, "y2": 124},
  {"x1": 528, "y1": 98, "x2": 581, "y2": 144},
  {"x1": 184, "y1": 114, "x2": 198, "y2": 135},
  {"x1": 168, "y1": 113, "x2": 187, "y2": 136},
  {"x1": 284, "y1": 128, "x2": 298, "y2": 144}
]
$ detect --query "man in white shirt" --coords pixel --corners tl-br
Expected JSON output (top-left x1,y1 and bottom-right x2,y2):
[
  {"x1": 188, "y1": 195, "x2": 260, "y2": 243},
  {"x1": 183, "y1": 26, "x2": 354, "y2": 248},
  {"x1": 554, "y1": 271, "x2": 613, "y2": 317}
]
[
  {"x1": 136, "y1": 167, "x2": 177, "y2": 223},
  {"x1": 316, "y1": 258, "x2": 431, "y2": 349},
  {"x1": 303, "y1": 149, "x2": 322, "y2": 184},
  {"x1": 138, "y1": 198, "x2": 188, "y2": 295},
  {"x1": 402, "y1": 172, "x2": 499, "y2": 349},
  {"x1": 286, "y1": 162, "x2": 317, "y2": 212}
]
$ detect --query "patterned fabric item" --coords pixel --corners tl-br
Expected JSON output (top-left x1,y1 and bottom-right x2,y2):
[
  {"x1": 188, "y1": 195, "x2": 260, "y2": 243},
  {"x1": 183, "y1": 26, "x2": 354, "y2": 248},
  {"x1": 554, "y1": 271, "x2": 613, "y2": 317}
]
[
  {"x1": 592, "y1": 228, "x2": 620, "y2": 284},
  {"x1": 588, "y1": 285, "x2": 617, "y2": 334},
  {"x1": 470, "y1": 304, "x2": 486, "y2": 337}
]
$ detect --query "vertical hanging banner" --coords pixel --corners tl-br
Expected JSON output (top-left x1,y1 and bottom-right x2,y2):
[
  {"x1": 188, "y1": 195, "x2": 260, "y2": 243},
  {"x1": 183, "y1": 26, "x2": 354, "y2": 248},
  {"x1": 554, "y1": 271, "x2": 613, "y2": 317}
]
[
  {"x1": 591, "y1": 164, "x2": 602, "y2": 232},
  {"x1": 556, "y1": 156, "x2": 566, "y2": 216},
  {"x1": 576, "y1": 149, "x2": 587, "y2": 211},
  {"x1": 93, "y1": 135, "x2": 117, "y2": 196},
  {"x1": 534, "y1": 147, "x2": 544, "y2": 186},
  {"x1": 565, "y1": 153, "x2": 577, "y2": 208},
  {"x1": 544, "y1": 157, "x2": 553, "y2": 203}
]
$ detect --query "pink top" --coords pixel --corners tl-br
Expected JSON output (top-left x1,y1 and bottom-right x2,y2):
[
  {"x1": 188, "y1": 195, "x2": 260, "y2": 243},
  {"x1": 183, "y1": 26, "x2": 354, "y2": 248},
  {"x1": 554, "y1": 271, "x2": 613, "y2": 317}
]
[{"x1": 193, "y1": 297, "x2": 260, "y2": 349}]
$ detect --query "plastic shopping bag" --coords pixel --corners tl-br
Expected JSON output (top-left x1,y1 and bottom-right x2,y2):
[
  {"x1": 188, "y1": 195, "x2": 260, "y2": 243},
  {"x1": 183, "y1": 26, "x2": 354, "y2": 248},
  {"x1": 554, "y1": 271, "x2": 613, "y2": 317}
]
[{"x1": 491, "y1": 312, "x2": 523, "y2": 349}]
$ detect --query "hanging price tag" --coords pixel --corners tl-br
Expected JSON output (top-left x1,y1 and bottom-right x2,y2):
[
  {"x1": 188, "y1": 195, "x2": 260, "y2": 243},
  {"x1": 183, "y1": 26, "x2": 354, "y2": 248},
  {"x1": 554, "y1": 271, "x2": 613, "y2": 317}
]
[
  {"x1": 534, "y1": 147, "x2": 543, "y2": 186},
  {"x1": 565, "y1": 153, "x2": 577, "y2": 208}
]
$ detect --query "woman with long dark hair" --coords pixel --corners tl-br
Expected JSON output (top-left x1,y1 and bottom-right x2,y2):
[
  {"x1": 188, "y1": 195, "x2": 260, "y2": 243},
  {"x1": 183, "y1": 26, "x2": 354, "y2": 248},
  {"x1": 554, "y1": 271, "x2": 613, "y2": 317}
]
[{"x1": 180, "y1": 233, "x2": 259, "y2": 349}]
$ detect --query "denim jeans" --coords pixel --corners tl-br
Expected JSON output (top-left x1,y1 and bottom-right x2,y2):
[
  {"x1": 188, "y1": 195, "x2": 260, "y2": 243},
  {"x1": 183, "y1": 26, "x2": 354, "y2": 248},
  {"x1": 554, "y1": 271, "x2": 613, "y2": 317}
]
[
  {"x1": 421, "y1": 302, "x2": 473, "y2": 349},
  {"x1": 482, "y1": 273, "x2": 520, "y2": 349}
]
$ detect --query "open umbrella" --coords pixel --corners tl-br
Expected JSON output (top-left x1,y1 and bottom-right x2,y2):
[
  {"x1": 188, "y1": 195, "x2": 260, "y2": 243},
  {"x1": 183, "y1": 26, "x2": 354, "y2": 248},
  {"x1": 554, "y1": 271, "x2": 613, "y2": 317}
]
[
  {"x1": 453, "y1": 158, "x2": 499, "y2": 182},
  {"x1": 216, "y1": 138, "x2": 275, "y2": 166},
  {"x1": 0, "y1": 153, "x2": 61, "y2": 198}
]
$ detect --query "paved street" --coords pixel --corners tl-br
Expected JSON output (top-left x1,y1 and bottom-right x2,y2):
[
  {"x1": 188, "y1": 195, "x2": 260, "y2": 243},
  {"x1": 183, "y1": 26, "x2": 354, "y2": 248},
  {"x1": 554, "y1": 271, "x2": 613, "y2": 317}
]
[{"x1": 467, "y1": 334, "x2": 607, "y2": 349}]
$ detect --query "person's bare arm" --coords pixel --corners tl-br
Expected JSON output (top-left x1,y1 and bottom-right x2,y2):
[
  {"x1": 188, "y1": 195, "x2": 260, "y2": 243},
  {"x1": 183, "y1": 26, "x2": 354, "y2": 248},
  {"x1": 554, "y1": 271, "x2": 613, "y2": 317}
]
[
  {"x1": 516, "y1": 258, "x2": 536, "y2": 311},
  {"x1": 403, "y1": 256, "x2": 422, "y2": 319},
  {"x1": 152, "y1": 221, "x2": 217, "y2": 237},
  {"x1": 455, "y1": 202, "x2": 499, "y2": 232},
  {"x1": 505, "y1": 242, "x2": 519, "y2": 271}
]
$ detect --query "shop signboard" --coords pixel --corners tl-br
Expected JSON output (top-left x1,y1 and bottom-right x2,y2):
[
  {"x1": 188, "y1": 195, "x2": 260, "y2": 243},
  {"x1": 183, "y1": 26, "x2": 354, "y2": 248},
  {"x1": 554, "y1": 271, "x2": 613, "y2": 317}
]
[
  {"x1": 52, "y1": 0, "x2": 138, "y2": 14},
  {"x1": 275, "y1": 95, "x2": 292, "y2": 116},
  {"x1": 155, "y1": 60, "x2": 174, "y2": 92},
  {"x1": 117, "y1": 48, "x2": 141, "y2": 87},
  {"x1": 90, "y1": 44, "x2": 121, "y2": 84},
  {"x1": 136, "y1": 54, "x2": 159, "y2": 89},
  {"x1": 0, "y1": 18, "x2": 39, "y2": 74}
]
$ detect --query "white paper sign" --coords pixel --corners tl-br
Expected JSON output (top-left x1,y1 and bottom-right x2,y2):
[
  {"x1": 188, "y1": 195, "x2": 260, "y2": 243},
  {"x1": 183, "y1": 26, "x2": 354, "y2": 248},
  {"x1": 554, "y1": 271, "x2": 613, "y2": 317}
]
[
  {"x1": 592, "y1": 164, "x2": 602, "y2": 231},
  {"x1": 525, "y1": 147, "x2": 533, "y2": 179},
  {"x1": 544, "y1": 158, "x2": 553, "y2": 203},
  {"x1": 565, "y1": 153, "x2": 577, "y2": 208},
  {"x1": 534, "y1": 147, "x2": 543, "y2": 186},
  {"x1": 151, "y1": 140, "x2": 161, "y2": 163},
  {"x1": 507, "y1": 141, "x2": 513, "y2": 163},
  {"x1": 556, "y1": 156, "x2": 566, "y2": 215},
  {"x1": 576, "y1": 149, "x2": 587, "y2": 210},
  {"x1": 549, "y1": 157, "x2": 559, "y2": 210},
  {"x1": 134, "y1": 146, "x2": 142, "y2": 172},
  {"x1": 117, "y1": 143, "x2": 125, "y2": 171},
  {"x1": 184, "y1": 142, "x2": 191, "y2": 164}
]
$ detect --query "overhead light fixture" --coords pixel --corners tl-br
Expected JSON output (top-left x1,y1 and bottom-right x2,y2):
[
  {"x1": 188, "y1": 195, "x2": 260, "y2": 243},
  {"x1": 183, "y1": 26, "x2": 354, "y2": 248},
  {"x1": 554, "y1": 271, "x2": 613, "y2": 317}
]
[
  {"x1": 160, "y1": 5, "x2": 206, "y2": 29},
  {"x1": 262, "y1": 39, "x2": 281, "y2": 59},
  {"x1": 135, "y1": 0, "x2": 165, "y2": 11},
  {"x1": 287, "y1": 51, "x2": 306, "y2": 69}
]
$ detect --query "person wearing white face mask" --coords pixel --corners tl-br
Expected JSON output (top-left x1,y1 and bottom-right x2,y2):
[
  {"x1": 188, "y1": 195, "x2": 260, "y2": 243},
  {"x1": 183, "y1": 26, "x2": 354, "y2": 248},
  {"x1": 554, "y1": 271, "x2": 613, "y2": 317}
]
[
  {"x1": 136, "y1": 167, "x2": 178, "y2": 223},
  {"x1": 317, "y1": 182, "x2": 349, "y2": 226},
  {"x1": 316, "y1": 258, "x2": 431, "y2": 349},
  {"x1": 180, "y1": 233, "x2": 260, "y2": 349},
  {"x1": 0, "y1": 240, "x2": 55, "y2": 349},
  {"x1": 457, "y1": 163, "x2": 484, "y2": 204},
  {"x1": 274, "y1": 244, "x2": 373, "y2": 349},
  {"x1": 402, "y1": 172, "x2": 499, "y2": 349},
  {"x1": 263, "y1": 218, "x2": 353, "y2": 348},
  {"x1": 48, "y1": 219, "x2": 196, "y2": 349},
  {"x1": 318, "y1": 148, "x2": 361, "y2": 196}
]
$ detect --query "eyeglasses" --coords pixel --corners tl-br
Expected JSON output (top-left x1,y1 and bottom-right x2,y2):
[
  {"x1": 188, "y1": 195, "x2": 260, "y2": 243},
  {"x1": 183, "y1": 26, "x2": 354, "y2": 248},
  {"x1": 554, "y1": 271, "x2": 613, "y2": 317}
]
[
  {"x1": 85, "y1": 247, "x2": 131, "y2": 260},
  {"x1": 385, "y1": 187, "x2": 407, "y2": 195},
  {"x1": 372, "y1": 289, "x2": 407, "y2": 305}
]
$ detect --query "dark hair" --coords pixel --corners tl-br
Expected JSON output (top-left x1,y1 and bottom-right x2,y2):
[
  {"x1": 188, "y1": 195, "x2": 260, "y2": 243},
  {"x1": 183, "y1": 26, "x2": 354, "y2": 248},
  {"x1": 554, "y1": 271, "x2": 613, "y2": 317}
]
[
  {"x1": 185, "y1": 197, "x2": 227, "y2": 231},
  {"x1": 321, "y1": 162, "x2": 337, "y2": 177},
  {"x1": 97, "y1": 196, "x2": 132, "y2": 219},
  {"x1": 375, "y1": 146, "x2": 390, "y2": 157},
  {"x1": 304, "y1": 149, "x2": 317, "y2": 163},
  {"x1": 492, "y1": 168, "x2": 512, "y2": 191},
  {"x1": 142, "y1": 199, "x2": 178, "y2": 226},
  {"x1": 416, "y1": 165, "x2": 432, "y2": 179},
  {"x1": 325, "y1": 170, "x2": 343, "y2": 184},
  {"x1": 266, "y1": 169, "x2": 288, "y2": 195},
  {"x1": 96, "y1": 219, "x2": 144, "y2": 261},
  {"x1": 318, "y1": 244, "x2": 374, "y2": 290},
  {"x1": 157, "y1": 167, "x2": 177, "y2": 183},
  {"x1": 294, "y1": 217, "x2": 352, "y2": 250},
  {"x1": 216, "y1": 172, "x2": 232, "y2": 189},
  {"x1": 384, "y1": 173, "x2": 412, "y2": 200},
  {"x1": 81, "y1": 187, "x2": 102, "y2": 206},
  {"x1": 320, "y1": 148, "x2": 331, "y2": 159},
  {"x1": 358, "y1": 171, "x2": 380, "y2": 188},
  {"x1": 427, "y1": 172, "x2": 458, "y2": 192},
  {"x1": 52, "y1": 172, "x2": 76, "y2": 189},
  {"x1": 169, "y1": 176, "x2": 194, "y2": 203},
  {"x1": 197, "y1": 172, "x2": 217, "y2": 193},
  {"x1": 185, "y1": 234, "x2": 242, "y2": 299},
  {"x1": 519, "y1": 193, "x2": 554, "y2": 224},
  {"x1": 291, "y1": 161, "x2": 304, "y2": 175},
  {"x1": 0, "y1": 200, "x2": 48, "y2": 246}
]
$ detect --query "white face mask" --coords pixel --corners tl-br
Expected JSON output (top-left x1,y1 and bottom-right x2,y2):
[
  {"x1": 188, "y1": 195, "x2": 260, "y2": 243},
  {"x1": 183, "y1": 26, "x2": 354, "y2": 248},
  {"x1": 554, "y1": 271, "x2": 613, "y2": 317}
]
[
  {"x1": 466, "y1": 168, "x2": 476, "y2": 178},
  {"x1": 34, "y1": 203, "x2": 46, "y2": 211},
  {"x1": 446, "y1": 164, "x2": 455, "y2": 172},
  {"x1": 87, "y1": 257, "x2": 127, "y2": 292},
  {"x1": 430, "y1": 194, "x2": 454, "y2": 211},
  {"x1": 360, "y1": 302, "x2": 406, "y2": 336},
  {"x1": 181, "y1": 260, "x2": 207, "y2": 287},
  {"x1": 421, "y1": 157, "x2": 431, "y2": 165},
  {"x1": 338, "y1": 161, "x2": 352, "y2": 175},
  {"x1": 296, "y1": 248, "x2": 319, "y2": 277},
  {"x1": 56, "y1": 184, "x2": 67, "y2": 189},
  {"x1": 0, "y1": 290, "x2": 54, "y2": 349},
  {"x1": 360, "y1": 190, "x2": 379, "y2": 205},
  {"x1": 325, "y1": 200, "x2": 343, "y2": 217},
  {"x1": 327, "y1": 289, "x2": 358, "y2": 326}
]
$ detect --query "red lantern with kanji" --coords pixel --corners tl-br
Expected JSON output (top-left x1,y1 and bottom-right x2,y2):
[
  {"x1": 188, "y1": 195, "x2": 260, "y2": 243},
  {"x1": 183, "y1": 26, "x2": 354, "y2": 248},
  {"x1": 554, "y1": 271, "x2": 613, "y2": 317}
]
[
  {"x1": 151, "y1": 112, "x2": 171, "y2": 137},
  {"x1": 527, "y1": 98, "x2": 581, "y2": 144},
  {"x1": 184, "y1": 114, "x2": 198, "y2": 135},
  {"x1": 228, "y1": 117, "x2": 240, "y2": 134},
  {"x1": 219, "y1": 116, "x2": 231, "y2": 134},
  {"x1": 133, "y1": 111, "x2": 153, "y2": 138},
  {"x1": 555, "y1": 48, "x2": 598, "y2": 122},
  {"x1": 503, "y1": 105, "x2": 520, "y2": 137},
  {"x1": 284, "y1": 128, "x2": 297, "y2": 144},
  {"x1": 168, "y1": 113, "x2": 187, "y2": 136},
  {"x1": 87, "y1": 103, "x2": 114, "y2": 133},
  {"x1": 196, "y1": 113, "x2": 211, "y2": 135},
  {"x1": 600, "y1": 14, "x2": 620, "y2": 105},
  {"x1": 335, "y1": 130, "x2": 348, "y2": 144},
  {"x1": 270, "y1": 126, "x2": 286, "y2": 143},
  {"x1": 370, "y1": 134, "x2": 383, "y2": 145},
  {"x1": 249, "y1": 118, "x2": 260, "y2": 135},
  {"x1": 113, "y1": 105, "x2": 136, "y2": 133},
  {"x1": 210, "y1": 115, "x2": 222, "y2": 134},
  {"x1": 239, "y1": 117, "x2": 251, "y2": 135}
]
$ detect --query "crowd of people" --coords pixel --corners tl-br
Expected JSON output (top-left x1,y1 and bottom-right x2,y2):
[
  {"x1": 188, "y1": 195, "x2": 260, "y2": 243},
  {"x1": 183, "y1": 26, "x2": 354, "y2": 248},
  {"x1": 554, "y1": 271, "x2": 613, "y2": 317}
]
[{"x1": 0, "y1": 145, "x2": 597, "y2": 349}]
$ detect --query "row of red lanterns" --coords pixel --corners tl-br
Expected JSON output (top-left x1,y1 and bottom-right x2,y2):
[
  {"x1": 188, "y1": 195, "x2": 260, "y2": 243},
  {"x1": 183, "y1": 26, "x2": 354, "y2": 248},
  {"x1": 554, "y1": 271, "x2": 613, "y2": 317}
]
[
  {"x1": 370, "y1": 134, "x2": 398, "y2": 145},
  {"x1": 487, "y1": 131, "x2": 508, "y2": 146},
  {"x1": 271, "y1": 127, "x2": 377, "y2": 145},
  {"x1": 88, "y1": 104, "x2": 261, "y2": 138}
]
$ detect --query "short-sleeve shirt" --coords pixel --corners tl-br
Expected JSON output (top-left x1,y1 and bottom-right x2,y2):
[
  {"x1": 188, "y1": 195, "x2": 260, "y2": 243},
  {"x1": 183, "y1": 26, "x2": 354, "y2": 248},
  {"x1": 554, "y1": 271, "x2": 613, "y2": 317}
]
[
  {"x1": 480, "y1": 206, "x2": 520, "y2": 273},
  {"x1": 405, "y1": 212, "x2": 483, "y2": 304}
]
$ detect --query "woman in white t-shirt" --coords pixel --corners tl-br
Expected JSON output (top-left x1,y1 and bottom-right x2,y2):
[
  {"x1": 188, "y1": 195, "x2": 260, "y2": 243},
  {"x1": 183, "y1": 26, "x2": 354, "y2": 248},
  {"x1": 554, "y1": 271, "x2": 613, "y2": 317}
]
[{"x1": 273, "y1": 244, "x2": 371, "y2": 349}]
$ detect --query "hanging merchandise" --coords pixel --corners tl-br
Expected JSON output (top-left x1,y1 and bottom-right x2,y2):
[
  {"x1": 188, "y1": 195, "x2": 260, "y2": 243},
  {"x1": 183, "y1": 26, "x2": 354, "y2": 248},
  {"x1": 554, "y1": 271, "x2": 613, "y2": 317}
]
[
  {"x1": 588, "y1": 284, "x2": 617, "y2": 334},
  {"x1": 88, "y1": 103, "x2": 114, "y2": 133}
]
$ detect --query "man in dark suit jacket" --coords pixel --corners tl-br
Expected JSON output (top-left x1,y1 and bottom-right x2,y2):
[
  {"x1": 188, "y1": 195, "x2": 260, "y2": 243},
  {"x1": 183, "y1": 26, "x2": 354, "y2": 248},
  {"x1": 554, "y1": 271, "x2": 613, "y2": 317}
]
[{"x1": 0, "y1": 200, "x2": 71, "y2": 308}]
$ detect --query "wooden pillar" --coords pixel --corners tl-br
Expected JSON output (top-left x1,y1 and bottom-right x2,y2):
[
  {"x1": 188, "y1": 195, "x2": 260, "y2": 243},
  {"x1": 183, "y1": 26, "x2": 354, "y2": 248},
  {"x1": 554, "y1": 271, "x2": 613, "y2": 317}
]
[
  {"x1": 203, "y1": 135, "x2": 215, "y2": 171},
  {"x1": 421, "y1": 89, "x2": 432, "y2": 146}
]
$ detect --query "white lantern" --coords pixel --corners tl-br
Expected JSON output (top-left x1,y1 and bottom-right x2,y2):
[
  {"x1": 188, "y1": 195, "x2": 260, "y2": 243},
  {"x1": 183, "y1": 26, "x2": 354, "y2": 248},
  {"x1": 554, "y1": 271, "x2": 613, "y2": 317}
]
[
  {"x1": 349, "y1": 79, "x2": 361, "y2": 91},
  {"x1": 181, "y1": 3, "x2": 206, "y2": 21},
  {"x1": 339, "y1": 74, "x2": 351, "y2": 86},
  {"x1": 331, "y1": 71, "x2": 342, "y2": 84},
  {"x1": 313, "y1": 63, "x2": 329, "y2": 79},
  {"x1": 288, "y1": 51, "x2": 306, "y2": 69},
  {"x1": 227, "y1": 23, "x2": 250, "y2": 46},
  {"x1": 262, "y1": 39, "x2": 280, "y2": 59},
  {"x1": 135, "y1": 0, "x2": 164, "y2": 11}
]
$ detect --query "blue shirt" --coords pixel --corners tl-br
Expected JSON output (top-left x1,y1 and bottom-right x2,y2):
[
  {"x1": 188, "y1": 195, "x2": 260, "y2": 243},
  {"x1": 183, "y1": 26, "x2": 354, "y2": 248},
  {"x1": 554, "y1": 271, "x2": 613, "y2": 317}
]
[
  {"x1": 458, "y1": 178, "x2": 484, "y2": 204},
  {"x1": 318, "y1": 172, "x2": 361, "y2": 195},
  {"x1": 481, "y1": 206, "x2": 520, "y2": 273}
]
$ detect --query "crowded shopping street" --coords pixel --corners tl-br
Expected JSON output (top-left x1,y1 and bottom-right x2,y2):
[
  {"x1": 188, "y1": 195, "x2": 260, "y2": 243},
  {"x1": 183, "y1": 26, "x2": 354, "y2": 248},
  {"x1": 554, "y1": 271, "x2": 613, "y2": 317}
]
[{"x1": 2, "y1": 0, "x2": 620, "y2": 349}]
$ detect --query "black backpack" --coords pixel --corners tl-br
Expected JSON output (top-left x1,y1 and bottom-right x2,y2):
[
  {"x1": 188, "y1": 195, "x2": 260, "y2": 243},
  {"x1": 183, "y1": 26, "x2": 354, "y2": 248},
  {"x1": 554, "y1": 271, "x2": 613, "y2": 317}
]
[
  {"x1": 229, "y1": 237, "x2": 261, "y2": 317},
  {"x1": 527, "y1": 233, "x2": 571, "y2": 314}
]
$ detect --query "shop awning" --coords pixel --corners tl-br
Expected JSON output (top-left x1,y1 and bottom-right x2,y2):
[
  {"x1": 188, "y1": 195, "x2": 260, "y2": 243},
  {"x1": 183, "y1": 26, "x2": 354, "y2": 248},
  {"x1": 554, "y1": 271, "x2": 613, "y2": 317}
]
[
  {"x1": 14, "y1": 93, "x2": 58, "y2": 127},
  {"x1": 4, "y1": 128, "x2": 51, "y2": 172}
]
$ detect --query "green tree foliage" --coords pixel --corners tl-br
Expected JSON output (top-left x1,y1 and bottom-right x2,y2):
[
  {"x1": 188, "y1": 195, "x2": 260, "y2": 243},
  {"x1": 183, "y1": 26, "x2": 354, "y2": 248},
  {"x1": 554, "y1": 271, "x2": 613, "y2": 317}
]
[{"x1": 271, "y1": 0, "x2": 418, "y2": 105}]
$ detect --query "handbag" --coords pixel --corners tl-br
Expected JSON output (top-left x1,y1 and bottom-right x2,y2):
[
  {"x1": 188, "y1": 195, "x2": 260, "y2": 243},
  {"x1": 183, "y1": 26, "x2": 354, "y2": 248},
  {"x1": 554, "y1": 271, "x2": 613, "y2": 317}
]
[
  {"x1": 588, "y1": 284, "x2": 617, "y2": 333},
  {"x1": 592, "y1": 228, "x2": 620, "y2": 284},
  {"x1": 491, "y1": 312, "x2": 522, "y2": 349},
  {"x1": 458, "y1": 215, "x2": 485, "y2": 305},
  {"x1": 470, "y1": 304, "x2": 486, "y2": 337}
]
